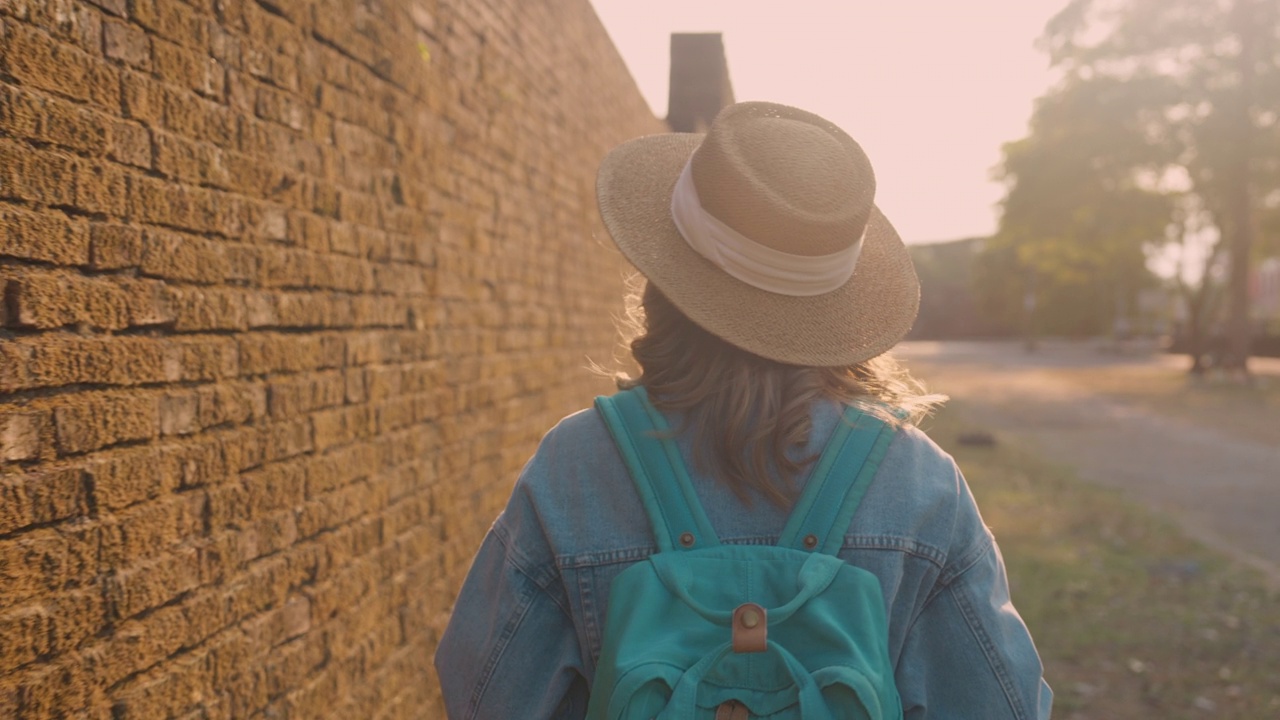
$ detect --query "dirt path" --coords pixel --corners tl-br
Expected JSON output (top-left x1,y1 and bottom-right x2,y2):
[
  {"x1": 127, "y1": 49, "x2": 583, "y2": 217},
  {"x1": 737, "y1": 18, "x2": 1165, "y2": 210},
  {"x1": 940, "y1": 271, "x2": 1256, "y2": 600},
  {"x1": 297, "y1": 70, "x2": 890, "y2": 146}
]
[{"x1": 898, "y1": 341, "x2": 1280, "y2": 584}]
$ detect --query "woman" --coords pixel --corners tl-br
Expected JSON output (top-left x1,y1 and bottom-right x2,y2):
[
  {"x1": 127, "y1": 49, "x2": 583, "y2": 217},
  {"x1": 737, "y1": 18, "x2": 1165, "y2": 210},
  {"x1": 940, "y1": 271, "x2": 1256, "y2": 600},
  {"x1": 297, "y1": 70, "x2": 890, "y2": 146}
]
[{"x1": 435, "y1": 102, "x2": 1052, "y2": 719}]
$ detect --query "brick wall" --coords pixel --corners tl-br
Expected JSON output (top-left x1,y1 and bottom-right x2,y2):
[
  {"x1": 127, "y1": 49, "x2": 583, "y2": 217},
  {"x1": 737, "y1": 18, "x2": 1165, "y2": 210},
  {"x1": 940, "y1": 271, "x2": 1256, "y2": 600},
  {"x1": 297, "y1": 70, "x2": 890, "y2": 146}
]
[{"x1": 0, "y1": 0, "x2": 662, "y2": 716}]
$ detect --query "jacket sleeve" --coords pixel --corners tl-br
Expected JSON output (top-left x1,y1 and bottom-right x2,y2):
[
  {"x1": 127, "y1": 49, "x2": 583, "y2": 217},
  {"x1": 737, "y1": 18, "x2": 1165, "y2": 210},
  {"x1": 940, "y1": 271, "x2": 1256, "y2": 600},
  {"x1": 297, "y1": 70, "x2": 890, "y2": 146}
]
[
  {"x1": 894, "y1": 476, "x2": 1053, "y2": 719},
  {"x1": 433, "y1": 519, "x2": 588, "y2": 720}
]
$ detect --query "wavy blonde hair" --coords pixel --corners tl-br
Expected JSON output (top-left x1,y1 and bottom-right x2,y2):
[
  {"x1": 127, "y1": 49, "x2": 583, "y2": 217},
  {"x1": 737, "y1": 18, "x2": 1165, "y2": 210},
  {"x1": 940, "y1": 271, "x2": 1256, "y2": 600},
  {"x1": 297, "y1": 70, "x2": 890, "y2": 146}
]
[{"x1": 613, "y1": 277, "x2": 945, "y2": 507}]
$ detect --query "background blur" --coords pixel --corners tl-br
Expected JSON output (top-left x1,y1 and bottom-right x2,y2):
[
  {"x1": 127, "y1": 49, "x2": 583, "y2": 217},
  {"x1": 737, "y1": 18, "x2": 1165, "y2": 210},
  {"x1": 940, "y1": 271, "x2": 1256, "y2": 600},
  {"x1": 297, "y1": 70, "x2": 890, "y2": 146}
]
[
  {"x1": 592, "y1": 6, "x2": 1280, "y2": 716},
  {"x1": 595, "y1": 0, "x2": 1280, "y2": 366},
  {"x1": 0, "y1": 0, "x2": 1276, "y2": 718}
]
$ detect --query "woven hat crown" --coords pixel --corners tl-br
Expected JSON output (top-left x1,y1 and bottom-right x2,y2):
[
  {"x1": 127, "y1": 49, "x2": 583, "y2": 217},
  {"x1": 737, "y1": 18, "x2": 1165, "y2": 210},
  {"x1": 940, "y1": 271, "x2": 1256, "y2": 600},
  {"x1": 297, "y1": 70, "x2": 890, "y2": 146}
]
[
  {"x1": 691, "y1": 102, "x2": 876, "y2": 257},
  {"x1": 594, "y1": 100, "x2": 919, "y2": 367}
]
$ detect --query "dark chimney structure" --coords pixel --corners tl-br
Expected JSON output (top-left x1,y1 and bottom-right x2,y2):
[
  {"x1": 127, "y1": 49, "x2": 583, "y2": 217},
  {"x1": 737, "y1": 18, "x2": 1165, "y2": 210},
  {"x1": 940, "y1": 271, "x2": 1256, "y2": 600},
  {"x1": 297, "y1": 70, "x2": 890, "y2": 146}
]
[{"x1": 667, "y1": 33, "x2": 735, "y2": 132}]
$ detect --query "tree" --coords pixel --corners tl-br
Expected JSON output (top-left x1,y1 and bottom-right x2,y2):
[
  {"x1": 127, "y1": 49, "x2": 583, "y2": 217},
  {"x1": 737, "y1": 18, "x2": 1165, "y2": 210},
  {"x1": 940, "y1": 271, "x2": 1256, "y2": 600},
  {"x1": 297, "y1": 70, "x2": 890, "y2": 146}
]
[
  {"x1": 986, "y1": 0, "x2": 1280, "y2": 374},
  {"x1": 980, "y1": 74, "x2": 1174, "y2": 339}
]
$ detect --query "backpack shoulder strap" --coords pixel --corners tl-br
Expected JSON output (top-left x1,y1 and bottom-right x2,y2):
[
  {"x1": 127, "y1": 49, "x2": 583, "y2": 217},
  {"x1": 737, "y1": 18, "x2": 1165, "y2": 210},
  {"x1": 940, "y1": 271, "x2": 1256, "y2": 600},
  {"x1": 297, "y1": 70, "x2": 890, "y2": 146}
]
[
  {"x1": 778, "y1": 405, "x2": 897, "y2": 555},
  {"x1": 594, "y1": 387, "x2": 720, "y2": 552}
]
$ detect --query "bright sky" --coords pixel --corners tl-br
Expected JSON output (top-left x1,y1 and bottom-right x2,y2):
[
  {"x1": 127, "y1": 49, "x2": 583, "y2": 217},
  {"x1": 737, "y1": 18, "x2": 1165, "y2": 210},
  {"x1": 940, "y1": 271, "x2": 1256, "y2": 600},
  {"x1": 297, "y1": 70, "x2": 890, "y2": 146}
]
[{"x1": 589, "y1": 0, "x2": 1068, "y2": 244}]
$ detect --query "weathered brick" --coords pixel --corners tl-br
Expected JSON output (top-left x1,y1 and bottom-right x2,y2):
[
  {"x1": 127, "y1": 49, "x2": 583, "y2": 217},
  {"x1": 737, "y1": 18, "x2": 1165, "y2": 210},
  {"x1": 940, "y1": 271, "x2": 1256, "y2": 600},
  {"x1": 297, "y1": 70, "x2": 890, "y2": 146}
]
[
  {"x1": 0, "y1": 84, "x2": 110, "y2": 156},
  {"x1": 89, "y1": 223, "x2": 144, "y2": 269},
  {"x1": 140, "y1": 228, "x2": 228, "y2": 284},
  {"x1": 265, "y1": 371, "x2": 344, "y2": 419},
  {"x1": 153, "y1": 37, "x2": 225, "y2": 100},
  {"x1": 258, "y1": 205, "x2": 288, "y2": 241},
  {"x1": 105, "y1": 492, "x2": 204, "y2": 563},
  {"x1": 225, "y1": 549, "x2": 307, "y2": 619},
  {"x1": 118, "y1": 276, "x2": 179, "y2": 328},
  {"x1": 22, "y1": 334, "x2": 168, "y2": 389},
  {"x1": 88, "y1": 618, "x2": 165, "y2": 690},
  {"x1": 261, "y1": 626, "x2": 323, "y2": 701},
  {"x1": 129, "y1": 0, "x2": 205, "y2": 47},
  {"x1": 302, "y1": 444, "x2": 374, "y2": 500},
  {"x1": 103, "y1": 20, "x2": 150, "y2": 68},
  {"x1": 0, "y1": 139, "x2": 78, "y2": 206},
  {"x1": 242, "y1": 462, "x2": 305, "y2": 518},
  {"x1": 53, "y1": 391, "x2": 158, "y2": 455},
  {"x1": 110, "y1": 648, "x2": 214, "y2": 719},
  {"x1": 0, "y1": 341, "x2": 34, "y2": 394},
  {"x1": 41, "y1": 96, "x2": 112, "y2": 155},
  {"x1": 0, "y1": 408, "x2": 46, "y2": 462},
  {"x1": 0, "y1": 0, "x2": 665, "y2": 715},
  {"x1": 196, "y1": 380, "x2": 265, "y2": 429},
  {"x1": 169, "y1": 434, "x2": 229, "y2": 489},
  {"x1": 240, "y1": 290, "x2": 274, "y2": 327},
  {"x1": 254, "y1": 83, "x2": 306, "y2": 131},
  {"x1": 152, "y1": 129, "x2": 204, "y2": 183},
  {"x1": 208, "y1": 22, "x2": 242, "y2": 68},
  {"x1": 172, "y1": 287, "x2": 247, "y2": 332},
  {"x1": 311, "y1": 405, "x2": 376, "y2": 452},
  {"x1": 163, "y1": 84, "x2": 237, "y2": 147},
  {"x1": 237, "y1": 333, "x2": 339, "y2": 376},
  {"x1": 158, "y1": 392, "x2": 198, "y2": 436},
  {"x1": 261, "y1": 418, "x2": 313, "y2": 463},
  {"x1": 4, "y1": 650, "x2": 94, "y2": 717},
  {"x1": 85, "y1": 445, "x2": 173, "y2": 511},
  {"x1": 0, "y1": 21, "x2": 119, "y2": 107},
  {"x1": 3, "y1": 270, "x2": 131, "y2": 330},
  {"x1": 120, "y1": 69, "x2": 162, "y2": 125},
  {"x1": 128, "y1": 174, "x2": 243, "y2": 236},
  {"x1": 204, "y1": 479, "x2": 248, "y2": 531},
  {"x1": 0, "y1": 1, "x2": 101, "y2": 48},
  {"x1": 178, "y1": 589, "x2": 231, "y2": 653},
  {"x1": 49, "y1": 586, "x2": 106, "y2": 654},
  {"x1": 109, "y1": 120, "x2": 152, "y2": 168},
  {"x1": 0, "y1": 528, "x2": 67, "y2": 611},
  {"x1": 75, "y1": 158, "x2": 128, "y2": 215},
  {"x1": 0, "y1": 467, "x2": 85, "y2": 533},
  {"x1": 104, "y1": 546, "x2": 200, "y2": 620},
  {"x1": 170, "y1": 336, "x2": 239, "y2": 381},
  {"x1": 86, "y1": 0, "x2": 127, "y2": 17},
  {"x1": 0, "y1": 205, "x2": 89, "y2": 265}
]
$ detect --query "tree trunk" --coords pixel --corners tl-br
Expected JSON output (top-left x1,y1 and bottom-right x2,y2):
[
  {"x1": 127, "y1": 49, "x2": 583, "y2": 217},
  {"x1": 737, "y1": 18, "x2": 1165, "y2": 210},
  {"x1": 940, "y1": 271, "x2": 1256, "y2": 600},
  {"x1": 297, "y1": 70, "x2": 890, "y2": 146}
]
[
  {"x1": 1185, "y1": 286, "x2": 1208, "y2": 375},
  {"x1": 1222, "y1": 0, "x2": 1257, "y2": 377},
  {"x1": 1176, "y1": 220, "x2": 1220, "y2": 377}
]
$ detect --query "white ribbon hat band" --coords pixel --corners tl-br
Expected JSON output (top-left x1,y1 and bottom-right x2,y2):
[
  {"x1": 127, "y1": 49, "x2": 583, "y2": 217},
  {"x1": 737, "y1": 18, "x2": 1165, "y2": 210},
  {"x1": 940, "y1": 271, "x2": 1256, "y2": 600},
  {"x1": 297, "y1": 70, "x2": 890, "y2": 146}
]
[{"x1": 669, "y1": 159, "x2": 863, "y2": 297}]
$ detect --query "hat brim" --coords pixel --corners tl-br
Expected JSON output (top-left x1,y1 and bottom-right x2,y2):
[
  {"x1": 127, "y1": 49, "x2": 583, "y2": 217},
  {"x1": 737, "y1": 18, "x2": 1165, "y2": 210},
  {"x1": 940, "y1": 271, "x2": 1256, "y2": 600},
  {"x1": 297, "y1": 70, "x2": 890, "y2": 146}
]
[{"x1": 597, "y1": 133, "x2": 920, "y2": 367}]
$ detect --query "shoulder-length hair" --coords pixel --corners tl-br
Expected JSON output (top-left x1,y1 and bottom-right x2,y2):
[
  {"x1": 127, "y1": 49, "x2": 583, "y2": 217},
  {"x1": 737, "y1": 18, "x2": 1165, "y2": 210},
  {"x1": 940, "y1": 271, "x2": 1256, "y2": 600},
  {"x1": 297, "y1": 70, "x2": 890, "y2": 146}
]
[{"x1": 614, "y1": 278, "x2": 945, "y2": 507}]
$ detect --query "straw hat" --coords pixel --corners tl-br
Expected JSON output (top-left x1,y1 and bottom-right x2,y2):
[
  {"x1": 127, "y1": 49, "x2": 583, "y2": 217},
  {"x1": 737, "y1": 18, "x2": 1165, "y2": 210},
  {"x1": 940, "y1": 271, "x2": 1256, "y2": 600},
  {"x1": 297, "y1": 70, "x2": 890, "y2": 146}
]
[{"x1": 597, "y1": 101, "x2": 919, "y2": 367}]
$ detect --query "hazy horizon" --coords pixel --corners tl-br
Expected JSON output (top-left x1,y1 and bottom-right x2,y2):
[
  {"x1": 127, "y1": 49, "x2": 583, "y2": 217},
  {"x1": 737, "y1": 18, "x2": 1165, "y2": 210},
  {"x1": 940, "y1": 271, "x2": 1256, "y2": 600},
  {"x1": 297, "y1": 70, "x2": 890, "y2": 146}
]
[{"x1": 589, "y1": 0, "x2": 1068, "y2": 245}]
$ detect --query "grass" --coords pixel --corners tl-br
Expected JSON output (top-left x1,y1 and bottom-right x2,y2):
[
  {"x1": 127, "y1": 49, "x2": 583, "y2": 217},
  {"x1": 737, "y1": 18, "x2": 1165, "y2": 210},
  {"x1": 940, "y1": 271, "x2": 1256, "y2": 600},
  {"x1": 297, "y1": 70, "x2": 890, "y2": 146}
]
[
  {"x1": 1045, "y1": 365, "x2": 1280, "y2": 447},
  {"x1": 922, "y1": 402, "x2": 1280, "y2": 720}
]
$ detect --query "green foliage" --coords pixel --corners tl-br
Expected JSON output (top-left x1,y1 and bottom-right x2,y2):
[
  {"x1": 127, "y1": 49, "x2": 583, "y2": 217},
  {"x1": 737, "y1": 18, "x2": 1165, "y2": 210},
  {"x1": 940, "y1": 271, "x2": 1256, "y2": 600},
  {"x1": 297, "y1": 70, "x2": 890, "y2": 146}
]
[{"x1": 983, "y1": 0, "x2": 1280, "y2": 341}]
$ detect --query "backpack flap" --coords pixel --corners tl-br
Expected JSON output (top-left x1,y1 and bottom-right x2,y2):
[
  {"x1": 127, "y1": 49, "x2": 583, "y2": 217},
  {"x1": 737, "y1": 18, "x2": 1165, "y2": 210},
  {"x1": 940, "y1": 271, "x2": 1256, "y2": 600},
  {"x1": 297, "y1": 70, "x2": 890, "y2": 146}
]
[
  {"x1": 648, "y1": 550, "x2": 844, "y2": 627},
  {"x1": 589, "y1": 391, "x2": 905, "y2": 720},
  {"x1": 662, "y1": 640, "x2": 839, "y2": 719}
]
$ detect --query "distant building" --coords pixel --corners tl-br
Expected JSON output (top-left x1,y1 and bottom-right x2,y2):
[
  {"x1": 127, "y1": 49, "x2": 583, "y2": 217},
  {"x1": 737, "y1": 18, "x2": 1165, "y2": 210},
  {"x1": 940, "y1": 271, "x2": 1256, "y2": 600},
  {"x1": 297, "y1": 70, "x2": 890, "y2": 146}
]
[
  {"x1": 667, "y1": 33, "x2": 735, "y2": 132},
  {"x1": 907, "y1": 237, "x2": 1015, "y2": 339},
  {"x1": 1253, "y1": 256, "x2": 1280, "y2": 332}
]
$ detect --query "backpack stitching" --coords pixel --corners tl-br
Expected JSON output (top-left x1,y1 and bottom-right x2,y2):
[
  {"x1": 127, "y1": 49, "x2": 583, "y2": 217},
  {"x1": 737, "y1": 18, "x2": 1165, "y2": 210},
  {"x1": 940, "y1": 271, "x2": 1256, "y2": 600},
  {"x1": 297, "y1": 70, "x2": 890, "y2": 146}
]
[{"x1": 556, "y1": 535, "x2": 948, "y2": 570}]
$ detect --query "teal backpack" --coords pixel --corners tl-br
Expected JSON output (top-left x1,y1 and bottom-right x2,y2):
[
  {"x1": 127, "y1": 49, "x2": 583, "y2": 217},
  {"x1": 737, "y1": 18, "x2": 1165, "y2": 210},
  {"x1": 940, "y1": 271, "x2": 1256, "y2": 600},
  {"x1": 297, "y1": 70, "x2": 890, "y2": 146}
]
[{"x1": 587, "y1": 388, "x2": 904, "y2": 720}]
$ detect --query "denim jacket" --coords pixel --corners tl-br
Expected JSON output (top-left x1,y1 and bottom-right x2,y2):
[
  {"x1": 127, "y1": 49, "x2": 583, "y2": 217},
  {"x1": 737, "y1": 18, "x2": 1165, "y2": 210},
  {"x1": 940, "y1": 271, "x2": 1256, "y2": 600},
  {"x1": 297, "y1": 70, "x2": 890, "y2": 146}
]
[{"x1": 435, "y1": 398, "x2": 1053, "y2": 719}]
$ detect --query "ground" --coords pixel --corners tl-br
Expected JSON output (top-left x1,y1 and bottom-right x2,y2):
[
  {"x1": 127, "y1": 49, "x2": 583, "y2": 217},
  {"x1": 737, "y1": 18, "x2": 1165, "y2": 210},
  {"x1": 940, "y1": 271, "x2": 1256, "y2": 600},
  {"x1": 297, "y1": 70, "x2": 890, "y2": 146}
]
[
  {"x1": 896, "y1": 340, "x2": 1280, "y2": 718},
  {"x1": 898, "y1": 340, "x2": 1280, "y2": 584}
]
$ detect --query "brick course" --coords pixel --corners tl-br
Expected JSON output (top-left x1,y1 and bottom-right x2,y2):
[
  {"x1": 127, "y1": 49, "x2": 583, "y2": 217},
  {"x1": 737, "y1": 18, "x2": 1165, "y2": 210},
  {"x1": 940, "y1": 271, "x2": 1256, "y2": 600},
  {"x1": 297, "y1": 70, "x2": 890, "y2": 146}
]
[{"x1": 0, "y1": 0, "x2": 662, "y2": 716}]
